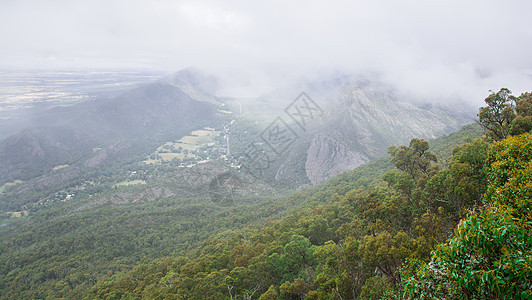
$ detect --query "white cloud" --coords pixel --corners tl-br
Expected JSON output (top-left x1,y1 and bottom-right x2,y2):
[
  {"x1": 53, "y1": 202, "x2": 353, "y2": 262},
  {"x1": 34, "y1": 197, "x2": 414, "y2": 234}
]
[{"x1": 1, "y1": 0, "x2": 531, "y2": 101}]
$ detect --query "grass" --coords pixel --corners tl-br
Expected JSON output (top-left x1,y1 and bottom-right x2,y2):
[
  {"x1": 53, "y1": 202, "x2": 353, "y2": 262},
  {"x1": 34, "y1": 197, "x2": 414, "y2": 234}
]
[
  {"x1": 5, "y1": 210, "x2": 28, "y2": 218},
  {"x1": 1, "y1": 180, "x2": 24, "y2": 193},
  {"x1": 114, "y1": 180, "x2": 146, "y2": 187},
  {"x1": 169, "y1": 142, "x2": 197, "y2": 151},
  {"x1": 146, "y1": 129, "x2": 220, "y2": 164},
  {"x1": 52, "y1": 164, "x2": 69, "y2": 171},
  {"x1": 178, "y1": 130, "x2": 219, "y2": 146},
  {"x1": 4, "y1": 180, "x2": 23, "y2": 186},
  {"x1": 158, "y1": 153, "x2": 192, "y2": 161},
  {"x1": 0, "y1": 214, "x2": 29, "y2": 228}
]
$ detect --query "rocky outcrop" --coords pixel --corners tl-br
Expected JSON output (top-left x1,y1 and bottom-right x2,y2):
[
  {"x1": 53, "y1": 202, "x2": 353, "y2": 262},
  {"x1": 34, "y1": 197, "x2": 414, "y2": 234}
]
[
  {"x1": 335, "y1": 83, "x2": 463, "y2": 144},
  {"x1": 305, "y1": 133, "x2": 369, "y2": 184},
  {"x1": 273, "y1": 78, "x2": 472, "y2": 185}
]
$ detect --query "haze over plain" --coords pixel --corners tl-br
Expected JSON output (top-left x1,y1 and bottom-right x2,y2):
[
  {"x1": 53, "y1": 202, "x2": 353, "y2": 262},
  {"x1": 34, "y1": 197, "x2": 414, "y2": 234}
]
[{"x1": 1, "y1": 0, "x2": 531, "y2": 104}]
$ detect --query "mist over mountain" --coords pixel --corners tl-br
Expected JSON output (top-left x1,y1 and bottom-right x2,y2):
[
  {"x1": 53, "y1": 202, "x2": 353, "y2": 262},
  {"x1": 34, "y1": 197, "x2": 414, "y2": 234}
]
[
  {"x1": 0, "y1": 69, "x2": 219, "y2": 185},
  {"x1": 0, "y1": 67, "x2": 475, "y2": 189},
  {"x1": 262, "y1": 76, "x2": 472, "y2": 184},
  {"x1": 1, "y1": 1, "x2": 531, "y2": 298}
]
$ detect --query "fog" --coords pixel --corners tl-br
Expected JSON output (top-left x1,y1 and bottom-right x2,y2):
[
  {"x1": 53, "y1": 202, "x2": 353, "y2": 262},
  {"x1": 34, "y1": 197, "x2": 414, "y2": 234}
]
[{"x1": 1, "y1": 0, "x2": 531, "y2": 104}]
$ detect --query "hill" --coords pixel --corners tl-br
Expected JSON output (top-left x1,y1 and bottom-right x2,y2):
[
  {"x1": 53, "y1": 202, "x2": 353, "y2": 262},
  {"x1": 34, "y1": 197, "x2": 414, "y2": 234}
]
[
  {"x1": 0, "y1": 70, "x2": 221, "y2": 186},
  {"x1": 0, "y1": 123, "x2": 483, "y2": 298},
  {"x1": 261, "y1": 78, "x2": 473, "y2": 185}
]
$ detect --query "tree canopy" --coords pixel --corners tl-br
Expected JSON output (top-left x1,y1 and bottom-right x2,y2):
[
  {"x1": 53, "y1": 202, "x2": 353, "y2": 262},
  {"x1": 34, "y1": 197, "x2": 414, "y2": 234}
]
[{"x1": 404, "y1": 133, "x2": 532, "y2": 299}]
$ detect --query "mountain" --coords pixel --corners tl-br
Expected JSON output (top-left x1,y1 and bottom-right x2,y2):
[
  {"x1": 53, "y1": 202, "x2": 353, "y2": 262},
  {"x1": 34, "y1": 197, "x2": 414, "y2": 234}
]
[
  {"x1": 0, "y1": 70, "x2": 220, "y2": 185},
  {"x1": 0, "y1": 68, "x2": 475, "y2": 213},
  {"x1": 271, "y1": 78, "x2": 473, "y2": 184},
  {"x1": 0, "y1": 126, "x2": 94, "y2": 185},
  {"x1": 0, "y1": 122, "x2": 485, "y2": 299},
  {"x1": 0, "y1": 67, "x2": 488, "y2": 299},
  {"x1": 162, "y1": 67, "x2": 221, "y2": 103}
]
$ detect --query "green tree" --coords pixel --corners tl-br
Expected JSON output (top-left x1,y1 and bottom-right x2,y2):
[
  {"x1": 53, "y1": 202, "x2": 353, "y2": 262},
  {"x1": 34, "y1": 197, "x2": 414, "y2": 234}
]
[
  {"x1": 279, "y1": 235, "x2": 316, "y2": 282},
  {"x1": 279, "y1": 278, "x2": 308, "y2": 299},
  {"x1": 478, "y1": 88, "x2": 516, "y2": 141},
  {"x1": 388, "y1": 138, "x2": 437, "y2": 183},
  {"x1": 509, "y1": 92, "x2": 532, "y2": 136},
  {"x1": 259, "y1": 285, "x2": 279, "y2": 300},
  {"x1": 360, "y1": 230, "x2": 412, "y2": 285},
  {"x1": 515, "y1": 92, "x2": 532, "y2": 116},
  {"x1": 404, "y1": 133, "x2": 532, "y2": 299},
  {"x1": 424, "y1": 138, "x2": 489, "y2": 217},
  {"x1": 486, "y1": 133, "x2": 532, "y2": 221},
  {"x1": 359, "y1": 276, "x2": 393, "y2": 300}
]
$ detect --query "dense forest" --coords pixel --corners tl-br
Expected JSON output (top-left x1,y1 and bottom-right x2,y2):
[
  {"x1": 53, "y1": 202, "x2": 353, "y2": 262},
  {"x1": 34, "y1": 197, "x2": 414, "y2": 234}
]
[
  {"x1": 1, "y1": 89, "x2": 531, "y2": 299},
  {"x1": 86, "y1": 89, "x2": 531, "y2": 299}
]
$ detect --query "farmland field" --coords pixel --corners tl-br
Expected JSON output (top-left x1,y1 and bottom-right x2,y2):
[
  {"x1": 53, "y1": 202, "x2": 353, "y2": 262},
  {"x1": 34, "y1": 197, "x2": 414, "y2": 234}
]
[
  {"x1": 113, "y1": 179, "x2": 146, "y2": 187},
  {"x1": 177, "y1": 130, "x2": 219, "y2": 146},
  {"x1": 146, "y1": 129, "x2": 221, "y2": 163}
]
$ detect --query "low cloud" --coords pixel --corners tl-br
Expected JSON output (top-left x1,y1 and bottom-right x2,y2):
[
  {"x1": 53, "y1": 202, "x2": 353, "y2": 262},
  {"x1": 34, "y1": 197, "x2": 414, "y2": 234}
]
[{"x1": 1, "y1": 0, "x2": 531, "y2": 103}]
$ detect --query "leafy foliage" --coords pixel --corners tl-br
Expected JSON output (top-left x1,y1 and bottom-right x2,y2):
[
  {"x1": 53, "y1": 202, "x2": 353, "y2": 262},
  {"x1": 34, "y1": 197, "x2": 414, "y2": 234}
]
[
  {"x1": 84, "y1": 130, "x2": 488, "y2": 299},
  {"x1": 0, "y1": 144, "x2": 399, "y2": 299},
  {"x1": 509, "y1": 92, "x2": 532, "y2": 136},
  {"x1": 478, "y1": 88, "x2": 517, "y2": 141},
  {"x1": 387, "y1": 138, "x2": 438, "y2": 182},
  {"x1": 404, "y1": 133, "x2": 532, "y2": 299},
  {"x1": 0, "y1": 118, "x2": 498, "y2": 299}
]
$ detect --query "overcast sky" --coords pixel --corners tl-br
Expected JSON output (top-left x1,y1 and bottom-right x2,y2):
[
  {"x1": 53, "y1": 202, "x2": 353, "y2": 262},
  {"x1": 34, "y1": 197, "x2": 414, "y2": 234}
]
[{"x1": 1, "y1": 0, "x2": 531, "y2": 102}]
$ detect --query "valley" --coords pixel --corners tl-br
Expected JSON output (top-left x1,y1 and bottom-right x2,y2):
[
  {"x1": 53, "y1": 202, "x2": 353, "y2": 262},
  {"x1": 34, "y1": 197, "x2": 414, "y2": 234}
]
[
  {"x1": 2, "y1": 2, "x2": 530, "y2": 298},
  {"x1": 0, "y1": 67, "x2": 527, "y2": 299},
  {"x1": 0, "y1": 68, "x2": 474, "y2": 222}
]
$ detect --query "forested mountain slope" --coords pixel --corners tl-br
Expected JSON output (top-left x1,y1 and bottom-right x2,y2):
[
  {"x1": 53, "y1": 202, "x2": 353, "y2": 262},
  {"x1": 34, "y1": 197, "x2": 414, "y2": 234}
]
[
  {"x1": 0, "y1": 68, "x2": 474, "y2": 215},
  {"x1": 0, "y1": 69, "x2": 220, "y2": 185},
  {"x1": 0, "y1": 122, "x2": 484, "y2": 299},
  {"x1": 81, "y1": 89, "x2": 532, "y2": 300}
]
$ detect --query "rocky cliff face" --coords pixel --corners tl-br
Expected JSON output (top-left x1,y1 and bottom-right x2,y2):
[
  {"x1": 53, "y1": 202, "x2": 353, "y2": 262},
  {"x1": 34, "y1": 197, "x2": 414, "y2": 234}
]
[
  {"x1": 275, "y1": 79, "x2": 472, "y2": 185},
  {"x1": 305, "y1": 133, "x2": 369, "y2": 184},
  {"x1": 335, "y1": 81, "x2": 464, "y2": 143},
  {"x1": 0, "y1": 69, "x2": 474, "y2": 189}
]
